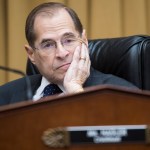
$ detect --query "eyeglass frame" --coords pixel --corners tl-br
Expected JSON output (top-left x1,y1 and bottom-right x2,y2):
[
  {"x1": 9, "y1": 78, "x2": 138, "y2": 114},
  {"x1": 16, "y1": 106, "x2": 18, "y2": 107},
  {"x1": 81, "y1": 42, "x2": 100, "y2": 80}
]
[{"x1": 32, "y1": 35, "x2": 87, "y2": 55}]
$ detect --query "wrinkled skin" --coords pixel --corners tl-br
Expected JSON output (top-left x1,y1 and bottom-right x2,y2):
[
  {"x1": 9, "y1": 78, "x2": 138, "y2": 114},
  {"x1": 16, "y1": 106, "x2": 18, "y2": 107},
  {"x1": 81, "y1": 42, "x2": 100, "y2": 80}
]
[{"x1": 25, "y1": 9, "x2": 90, "y2": 94}]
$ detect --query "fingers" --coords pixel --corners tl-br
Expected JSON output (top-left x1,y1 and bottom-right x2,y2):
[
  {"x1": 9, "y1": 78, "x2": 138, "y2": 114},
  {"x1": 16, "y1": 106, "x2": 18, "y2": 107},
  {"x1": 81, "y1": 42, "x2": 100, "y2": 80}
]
[
  {"x1": 65, "y1": 46, "x2": 80, "y2": 79},
  {"x1": 71, "y1": 42, "x2": 90, "y2": 73},
  {"x1": 63, "y1": 42, "x2": 90, "y2": 94},
  {"x1": 79, "y1": 43, "x2": 90, "y2": 73},
  {"x1": 82, "y1": 29, "x2": 88, "y2": 46}
]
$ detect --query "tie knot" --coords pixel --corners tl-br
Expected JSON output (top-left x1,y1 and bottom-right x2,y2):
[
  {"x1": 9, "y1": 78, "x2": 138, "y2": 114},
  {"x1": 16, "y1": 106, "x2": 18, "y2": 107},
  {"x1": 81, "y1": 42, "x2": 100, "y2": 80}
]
[{"x1": 42, "y1": 84, "x2": 62, "y2": 97}]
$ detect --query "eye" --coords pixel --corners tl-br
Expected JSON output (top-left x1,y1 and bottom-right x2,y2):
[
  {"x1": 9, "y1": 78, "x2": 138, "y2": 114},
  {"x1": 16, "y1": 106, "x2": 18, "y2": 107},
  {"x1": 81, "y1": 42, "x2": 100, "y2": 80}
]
[
  {"x1": 63, "y1": 38, "x2": 76, "y2": 45},
  {"x1": 41, "y1": 41, "x2": 55, "y2": 49}
]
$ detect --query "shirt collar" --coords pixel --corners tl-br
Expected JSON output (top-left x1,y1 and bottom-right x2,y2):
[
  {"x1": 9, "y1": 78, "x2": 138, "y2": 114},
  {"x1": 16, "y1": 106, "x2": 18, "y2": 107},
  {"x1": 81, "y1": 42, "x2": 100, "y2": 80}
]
[{"x1": 33, "y1": 76, "x2": 65, "y2": 101}]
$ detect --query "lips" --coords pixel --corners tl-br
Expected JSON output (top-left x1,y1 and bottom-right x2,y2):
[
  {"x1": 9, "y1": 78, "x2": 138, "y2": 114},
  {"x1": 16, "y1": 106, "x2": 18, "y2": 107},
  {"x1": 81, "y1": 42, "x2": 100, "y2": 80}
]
[{"x1": 57, "y1": 63, "x2": 71, "y2": 70}]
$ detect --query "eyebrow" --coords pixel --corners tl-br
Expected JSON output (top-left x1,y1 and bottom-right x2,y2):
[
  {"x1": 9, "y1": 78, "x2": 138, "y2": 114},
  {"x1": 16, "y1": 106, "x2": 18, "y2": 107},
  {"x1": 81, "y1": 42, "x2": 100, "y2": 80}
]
[
  {"x1": 40, "y1": 32, "x2": 76, "y2": 44},
  {"x1": 40, "y1": 32, "x2": 77, "y2": 44},
  {"x1": 40, "y1": 39, "x2": 53, "y2": 45},
  {"x1": 62, "y1": 32, "x2": 76, "y2": 38}
]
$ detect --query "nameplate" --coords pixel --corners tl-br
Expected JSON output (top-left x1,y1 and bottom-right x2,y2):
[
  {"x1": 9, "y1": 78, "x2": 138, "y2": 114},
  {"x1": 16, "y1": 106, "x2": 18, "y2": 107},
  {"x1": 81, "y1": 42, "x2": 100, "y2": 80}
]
[{"x1": 42, "y1": 125, "x2": 150, "y2": 148}]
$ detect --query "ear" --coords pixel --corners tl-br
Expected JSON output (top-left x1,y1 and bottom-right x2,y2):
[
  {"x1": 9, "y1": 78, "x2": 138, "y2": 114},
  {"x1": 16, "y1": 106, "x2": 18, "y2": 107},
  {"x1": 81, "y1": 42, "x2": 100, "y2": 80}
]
[
  {"x1": 82, "y1": 29, "x2": 88, "y2": 45},
  {"x1": 25, "y1": 44, "x2": 36, "y2": 64}
]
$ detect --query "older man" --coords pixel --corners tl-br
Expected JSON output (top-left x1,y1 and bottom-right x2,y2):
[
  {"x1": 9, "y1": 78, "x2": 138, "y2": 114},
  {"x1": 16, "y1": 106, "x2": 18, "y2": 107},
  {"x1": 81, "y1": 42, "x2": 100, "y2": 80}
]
[{"x1": 0, "y1": 2, "x2": 137, "y2": 106}]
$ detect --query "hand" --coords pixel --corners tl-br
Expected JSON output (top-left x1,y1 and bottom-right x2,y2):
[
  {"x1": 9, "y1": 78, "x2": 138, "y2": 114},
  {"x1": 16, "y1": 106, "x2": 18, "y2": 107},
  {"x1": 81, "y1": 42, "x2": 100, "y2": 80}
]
[{"x1": 63, "y1": 43, "x2": 91, "y2": 94}]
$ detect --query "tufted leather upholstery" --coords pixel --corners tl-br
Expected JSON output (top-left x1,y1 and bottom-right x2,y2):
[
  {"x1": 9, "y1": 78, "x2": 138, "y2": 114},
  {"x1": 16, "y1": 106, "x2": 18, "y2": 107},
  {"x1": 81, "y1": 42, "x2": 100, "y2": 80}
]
[{"x1": 26, "y1": 35, "x2": 150, "y2": 90}]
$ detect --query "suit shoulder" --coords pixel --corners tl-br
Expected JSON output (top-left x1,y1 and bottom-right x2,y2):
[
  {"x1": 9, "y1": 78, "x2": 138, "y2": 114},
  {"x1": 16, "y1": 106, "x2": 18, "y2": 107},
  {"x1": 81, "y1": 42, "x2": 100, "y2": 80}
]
[
  {"x1": 85, "y1": 67, "x2": 138, "y2": 89},
  {"x1": 0, "y1": 74, "x2": 42, "y2": 106},
  {"x1": 0, "y1": 74, "x2": 41, "y2": 91}
]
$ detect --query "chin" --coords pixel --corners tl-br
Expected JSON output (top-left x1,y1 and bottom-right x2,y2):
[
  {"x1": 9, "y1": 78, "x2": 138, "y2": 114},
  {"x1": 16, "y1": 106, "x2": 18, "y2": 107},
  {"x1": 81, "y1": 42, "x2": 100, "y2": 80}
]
[{"x1": 51, "y1": 74, "x2": 65, "y2": 84}]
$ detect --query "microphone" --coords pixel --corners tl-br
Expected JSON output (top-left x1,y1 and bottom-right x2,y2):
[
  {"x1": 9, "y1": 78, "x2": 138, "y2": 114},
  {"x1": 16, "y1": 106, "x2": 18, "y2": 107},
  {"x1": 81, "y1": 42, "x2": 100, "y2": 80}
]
[{"x1": 0, "y1": 65, "x2": 33, "y2": 100}]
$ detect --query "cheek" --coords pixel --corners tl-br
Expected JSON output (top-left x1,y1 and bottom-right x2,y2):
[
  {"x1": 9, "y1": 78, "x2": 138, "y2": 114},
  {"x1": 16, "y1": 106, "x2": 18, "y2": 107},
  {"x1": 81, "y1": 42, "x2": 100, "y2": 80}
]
[
  {"x1": 34, "y1": 54, "x2": 54, "y2": 73},
  {"x1": 69, "y1": 48, "x2": 76, "y2": 59}
]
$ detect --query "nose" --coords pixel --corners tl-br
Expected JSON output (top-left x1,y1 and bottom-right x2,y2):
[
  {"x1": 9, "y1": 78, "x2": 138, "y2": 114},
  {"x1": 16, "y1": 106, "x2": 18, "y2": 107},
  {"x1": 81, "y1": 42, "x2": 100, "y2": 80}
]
[{"x1": 55, "y1": 42, "x2": 69, "y2": 59}]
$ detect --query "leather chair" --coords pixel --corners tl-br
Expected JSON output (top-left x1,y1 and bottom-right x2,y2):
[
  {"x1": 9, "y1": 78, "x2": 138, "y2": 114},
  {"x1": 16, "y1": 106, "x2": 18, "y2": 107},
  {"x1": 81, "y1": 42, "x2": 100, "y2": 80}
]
[{"x1": 26, "y1": 35, "x2": 150, "y2": 90}]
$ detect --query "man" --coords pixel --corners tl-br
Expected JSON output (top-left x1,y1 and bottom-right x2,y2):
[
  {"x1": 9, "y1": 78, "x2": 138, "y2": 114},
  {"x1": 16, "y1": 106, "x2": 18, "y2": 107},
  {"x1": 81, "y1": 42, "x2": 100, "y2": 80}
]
[{"x1": 0, "y1": 2, "x2": 137, "y2": 106}]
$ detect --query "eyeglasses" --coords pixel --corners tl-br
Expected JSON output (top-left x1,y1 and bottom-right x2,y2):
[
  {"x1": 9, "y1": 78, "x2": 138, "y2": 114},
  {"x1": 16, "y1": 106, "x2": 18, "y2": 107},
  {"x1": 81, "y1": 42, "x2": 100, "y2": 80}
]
[{"x1": 33, "y1": 36, "x2": 86, "y2": 55}]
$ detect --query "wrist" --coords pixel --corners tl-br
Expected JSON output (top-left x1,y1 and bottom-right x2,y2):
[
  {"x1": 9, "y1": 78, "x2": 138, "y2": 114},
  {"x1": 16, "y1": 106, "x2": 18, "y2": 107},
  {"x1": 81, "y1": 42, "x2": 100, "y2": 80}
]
[{"x1": 65, "y1": 84, "x2": 84, "y2": 94}]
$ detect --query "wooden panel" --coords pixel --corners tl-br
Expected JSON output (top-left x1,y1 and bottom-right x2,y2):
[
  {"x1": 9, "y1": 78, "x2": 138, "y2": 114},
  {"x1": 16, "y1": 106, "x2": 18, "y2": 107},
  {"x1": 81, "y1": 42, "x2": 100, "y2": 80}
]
[
  {"x1": 28, "y1": 0, "x2": 66, "y2": 9},
  {"x1": 0, "y1": 86, "x2": 150, "y2": 150},
  {"x1": 122, "y1": 0, "x2": 147, "y2": 36},
  {"x1": 146, "y1": 0, "x2": 150, "y2": 34},
  {"x1": 90, "y1": 0, "x2": 122, "y2": 38},
  {"x1": 7, "y1": 0, "x2": 28, "y2": 81},
  {"x1": 0, "y1": 0, "x2": 7, "y2": 85},
  {"x1": 67, "y1": 0, "x2": 88, "y2": 37}
]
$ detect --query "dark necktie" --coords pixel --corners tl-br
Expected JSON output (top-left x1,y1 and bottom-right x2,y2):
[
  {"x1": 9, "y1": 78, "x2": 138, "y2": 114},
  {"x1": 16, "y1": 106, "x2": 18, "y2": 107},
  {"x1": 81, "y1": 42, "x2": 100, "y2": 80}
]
[{"x1": 42, "y1": 84, "x2": 62, "y2": 97}]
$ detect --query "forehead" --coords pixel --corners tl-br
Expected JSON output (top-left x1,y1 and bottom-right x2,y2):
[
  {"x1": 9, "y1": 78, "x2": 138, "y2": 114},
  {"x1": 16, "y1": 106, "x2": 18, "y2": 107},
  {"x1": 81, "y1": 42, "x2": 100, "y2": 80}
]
[{"x1": 33, "y1": 9, "x2": 77, "y2": 40}]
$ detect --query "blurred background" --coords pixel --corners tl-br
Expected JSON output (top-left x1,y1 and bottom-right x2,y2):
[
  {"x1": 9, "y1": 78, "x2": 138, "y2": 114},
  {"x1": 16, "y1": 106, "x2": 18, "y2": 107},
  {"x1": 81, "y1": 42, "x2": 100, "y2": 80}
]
[{"x1": 0, "y1": 0, "x2": 150, "y2": 85}]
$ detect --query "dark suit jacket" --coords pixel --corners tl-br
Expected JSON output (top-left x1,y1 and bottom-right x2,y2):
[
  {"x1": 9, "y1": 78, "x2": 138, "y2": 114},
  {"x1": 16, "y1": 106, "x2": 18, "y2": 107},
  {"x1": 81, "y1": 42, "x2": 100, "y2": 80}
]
[{"x1": 0, "y1": 67, "x2": 137, "y2": 106}]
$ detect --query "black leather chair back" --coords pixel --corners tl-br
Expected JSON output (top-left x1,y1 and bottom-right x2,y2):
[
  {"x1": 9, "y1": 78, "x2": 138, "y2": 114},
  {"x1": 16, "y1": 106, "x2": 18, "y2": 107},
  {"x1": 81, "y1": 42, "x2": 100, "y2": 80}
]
[{"x1": 26, "y1": 35, "x2": 150, "y2": 90}]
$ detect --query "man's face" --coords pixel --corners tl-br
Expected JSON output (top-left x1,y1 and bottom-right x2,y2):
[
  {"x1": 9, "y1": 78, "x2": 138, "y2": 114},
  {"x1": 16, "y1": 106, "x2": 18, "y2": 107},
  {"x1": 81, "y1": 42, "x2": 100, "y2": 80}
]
[{"x1": 28, "y1": 9, "x2": 81, "y2": 84}]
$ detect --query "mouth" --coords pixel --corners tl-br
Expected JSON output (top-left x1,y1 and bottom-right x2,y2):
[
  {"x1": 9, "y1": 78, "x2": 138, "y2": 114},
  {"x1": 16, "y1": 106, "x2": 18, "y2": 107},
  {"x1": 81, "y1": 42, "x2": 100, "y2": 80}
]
[{"x1": 56, "y1": 63, "x2": 71, "y2": 70}]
